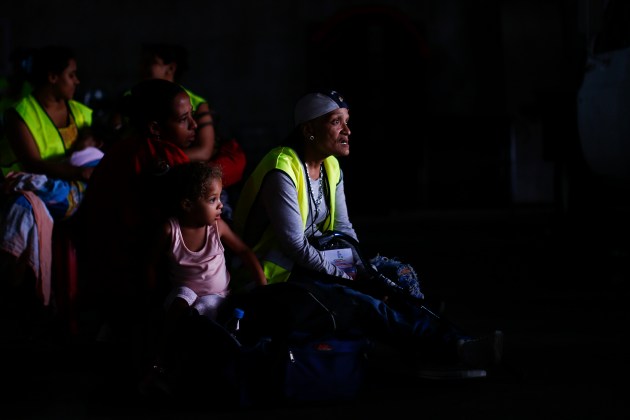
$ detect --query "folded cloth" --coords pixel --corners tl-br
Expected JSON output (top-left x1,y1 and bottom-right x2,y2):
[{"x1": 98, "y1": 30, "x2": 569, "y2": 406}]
[
  {"x1": 69, "y1": 146, "x2": 104, "y2": 167},
  {"x1": 0, "y1": 192, "x2": 53, "y2": 305},
  {"x1": 164, "y1": 286, "x2": 226, "y2": 320},
  {"x1": 3, "y1": 170, "x2": 88, "y2": 219},
  {"x1": 3, "y1": 172, "x2": 48, "y2": 192}
]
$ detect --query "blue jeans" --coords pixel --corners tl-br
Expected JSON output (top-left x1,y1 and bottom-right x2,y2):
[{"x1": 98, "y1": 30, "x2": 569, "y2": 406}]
[
  {"x1": 303, "y1": 279, "x2": 471, "y2": 362},
  {"x1": 230, "y1": 272, "x2": 472, "y2": 364}
]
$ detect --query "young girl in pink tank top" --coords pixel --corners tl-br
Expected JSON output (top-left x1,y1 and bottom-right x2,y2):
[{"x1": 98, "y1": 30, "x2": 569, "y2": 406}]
[{"x1": 141, "y1": 161, "x2": 266, "y2": 395}]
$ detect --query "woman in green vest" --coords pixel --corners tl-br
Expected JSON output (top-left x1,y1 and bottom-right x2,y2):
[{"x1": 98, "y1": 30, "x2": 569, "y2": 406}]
[
  {"x1": 232, "y1": 89, "x2": 357, "y2": 288},
  {"x1": 231, "y1": 90, "x2": 505, "y2": 378},
  {"x1": 1, "y1": 45, "x2": 92, "y2": 181},
  {"x1": 0, "y1": 45, "x2": 92, "y2": 311}
]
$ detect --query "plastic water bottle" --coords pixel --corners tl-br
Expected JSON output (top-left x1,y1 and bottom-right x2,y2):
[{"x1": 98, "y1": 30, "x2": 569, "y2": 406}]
[{"x1": 226, "y1": 307, "x2": 245, "y2": 340}]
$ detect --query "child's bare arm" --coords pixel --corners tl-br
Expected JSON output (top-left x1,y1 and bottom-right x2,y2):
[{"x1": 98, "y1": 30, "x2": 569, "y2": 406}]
[{"x1": 217, "y1": 219, "x2": 267, "y2": 286}]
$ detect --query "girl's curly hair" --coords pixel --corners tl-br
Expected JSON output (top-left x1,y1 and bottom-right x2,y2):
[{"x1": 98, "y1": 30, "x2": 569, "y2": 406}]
[{"x1": 162, "y1": 161, "x2": 223, "y2": 215}]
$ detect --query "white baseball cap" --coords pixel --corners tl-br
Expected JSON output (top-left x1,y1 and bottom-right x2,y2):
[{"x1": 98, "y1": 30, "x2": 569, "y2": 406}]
[{"x1": 294, "y1": 90, "x2": 349, "y2": 126}]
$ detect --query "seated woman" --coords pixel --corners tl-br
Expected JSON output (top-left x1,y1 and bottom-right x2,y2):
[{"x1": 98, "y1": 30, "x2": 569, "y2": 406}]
[
  {"x1": 231, "y1": 89, "x2": 504, "y2": 377},
  {"x1": 77, "y1": 78, "x2": 219, "y2": 351},
  {"x1": 110, "y1": 43, "x2": 246, "y2": 221},
  {"x1": 0, "y1": 45, "x2": 92, "y2": 309}
]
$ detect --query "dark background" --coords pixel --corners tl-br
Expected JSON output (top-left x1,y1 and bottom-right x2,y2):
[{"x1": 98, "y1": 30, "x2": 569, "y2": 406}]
[
  {"x1": 2, "y1": 1, "x2": 630, "y2": 418},
  {"x1": 3, "y1": 0, "x2": 627, "y2": 218}
]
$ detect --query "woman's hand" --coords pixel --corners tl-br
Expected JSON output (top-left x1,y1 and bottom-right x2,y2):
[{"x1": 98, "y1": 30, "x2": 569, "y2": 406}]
[{"x1": 1, "y1": 172, "x2": 23, "y2": 194}]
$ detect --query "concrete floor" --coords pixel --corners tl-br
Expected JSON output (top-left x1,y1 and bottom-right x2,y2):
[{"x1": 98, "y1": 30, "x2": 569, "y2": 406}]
[{"x1": 2, "y1": 205, "x2": 628, "y2": 419}]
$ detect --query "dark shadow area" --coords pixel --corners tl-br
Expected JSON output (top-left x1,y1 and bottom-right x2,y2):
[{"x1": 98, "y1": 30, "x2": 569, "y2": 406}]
[
  {"x1": 305, "y1": 6, "x2": 432, "y2": 216},
  {"x1": 2, "y1": 204, "x2": 628, "y2": 418}
]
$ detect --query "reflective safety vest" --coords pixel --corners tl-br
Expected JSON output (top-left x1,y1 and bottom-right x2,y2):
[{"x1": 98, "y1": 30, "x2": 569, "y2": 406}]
[
  {"x1": 233, "y1": 146, "x2": 341, "y2": 285},
  {"x1": 0, "y1": 94, "x2": 92, "y2": 176},
  {"x1": 184, "y1": 88, "x2": 206, "y2": 112}
]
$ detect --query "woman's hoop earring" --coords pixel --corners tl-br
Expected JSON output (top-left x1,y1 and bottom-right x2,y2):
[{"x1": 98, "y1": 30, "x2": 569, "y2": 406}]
[{"x1": 309, "y1": 135, "x2": 315, "y2": 141}]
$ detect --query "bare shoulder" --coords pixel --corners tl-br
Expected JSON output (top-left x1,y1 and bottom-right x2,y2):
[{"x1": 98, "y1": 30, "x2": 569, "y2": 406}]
[{"x1": 216, "y1": 218, "x2": 231, "y2": 236}]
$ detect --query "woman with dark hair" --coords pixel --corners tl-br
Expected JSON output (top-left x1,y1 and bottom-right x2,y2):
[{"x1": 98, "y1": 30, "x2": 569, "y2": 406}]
[
  {"x1": 110, "y1": 43, "x2": 247, "y2": 221},
  {"x1": 134, "y1": 43, "x2": 214, "y2": 162},
  {"x1": 0, "y1": 45, "x2": 92, "y2": 313},
  {"x1": 1, "y1": 45, "x2": 92, "y2": 180},
  {"x1": 78, "y1": 79, "x2": 202, "y2": 352}
]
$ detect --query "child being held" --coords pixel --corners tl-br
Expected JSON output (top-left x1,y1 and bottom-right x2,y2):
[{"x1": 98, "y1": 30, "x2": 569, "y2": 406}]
[{"x1": 68, "y1": 126, "x2": 105, "y2": 168}]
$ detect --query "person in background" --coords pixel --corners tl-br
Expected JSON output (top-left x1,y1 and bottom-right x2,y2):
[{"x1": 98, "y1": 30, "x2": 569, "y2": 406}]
[
  {"x1": 0, "y1": 45, "x2": 92, "y2": 322},
  {"x1": 232, "y1": 89, "x2": 504, "y2": 378},
  {"x1": 135, "y1": 43, "x2": 215, "y2": 161},
  {"x1": 140, "y1": 161, "x2": 266, "y2": 395},
  {"x1": 0, "y1": 45, "x2": 93, "y2": 182},
  {"x1": 112, "y1": 43, "x2": 246, "y2": 221}
]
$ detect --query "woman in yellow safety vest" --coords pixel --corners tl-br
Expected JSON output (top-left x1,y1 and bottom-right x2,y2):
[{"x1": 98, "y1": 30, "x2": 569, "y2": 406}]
[
  {"x1": 1, "y1": 45, "x2": 92, "y2": 182},
  {"x1": 0, "y1": 45, "x2": 93, "y2": 310}
]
